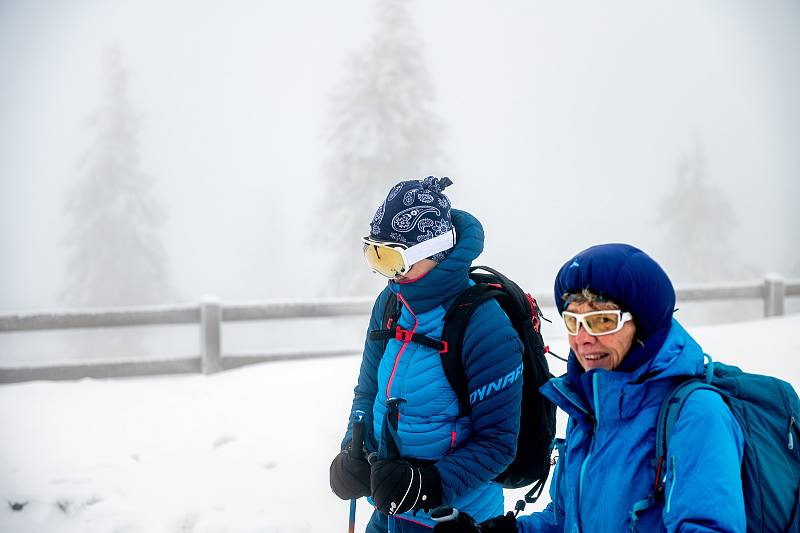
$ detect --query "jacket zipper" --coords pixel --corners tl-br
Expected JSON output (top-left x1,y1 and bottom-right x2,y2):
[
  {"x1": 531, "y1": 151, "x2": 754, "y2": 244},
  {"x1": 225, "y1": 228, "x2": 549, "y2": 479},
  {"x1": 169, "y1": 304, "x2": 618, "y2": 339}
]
[
  {"x1": 577, "y1": 372, "x2": 601, "y2": 533},
  {"x1": 385, "y1": 292, "x2": 418, "y2": 399}
]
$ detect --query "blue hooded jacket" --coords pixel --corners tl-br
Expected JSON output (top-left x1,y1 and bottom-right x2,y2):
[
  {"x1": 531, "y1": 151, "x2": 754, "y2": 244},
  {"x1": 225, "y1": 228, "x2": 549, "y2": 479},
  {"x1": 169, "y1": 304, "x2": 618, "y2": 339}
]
[
  {"x1": 517, "y1": 244, "x2": 745, "y2": 532},
  {"x1": 344, "y1": 209, "x2": 524, "y2": 528}
]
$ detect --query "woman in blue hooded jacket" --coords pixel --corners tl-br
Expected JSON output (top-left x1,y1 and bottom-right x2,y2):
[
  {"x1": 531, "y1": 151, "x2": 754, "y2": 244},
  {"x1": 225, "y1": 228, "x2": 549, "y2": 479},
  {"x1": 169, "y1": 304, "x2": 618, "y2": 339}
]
[
  {"x1": 329, "y1": 177, "x2": 524, "y2": 532},
  {"x1": 434, "y1": 243, "x2": 745, "y2": 533}
]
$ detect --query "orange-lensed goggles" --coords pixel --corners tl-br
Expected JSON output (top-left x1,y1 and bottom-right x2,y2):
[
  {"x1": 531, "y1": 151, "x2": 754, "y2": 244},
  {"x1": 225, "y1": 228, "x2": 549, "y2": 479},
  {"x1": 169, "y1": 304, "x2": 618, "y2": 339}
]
[{"x1": 361, "y1": 230, "x2": 456, "y2": 278}]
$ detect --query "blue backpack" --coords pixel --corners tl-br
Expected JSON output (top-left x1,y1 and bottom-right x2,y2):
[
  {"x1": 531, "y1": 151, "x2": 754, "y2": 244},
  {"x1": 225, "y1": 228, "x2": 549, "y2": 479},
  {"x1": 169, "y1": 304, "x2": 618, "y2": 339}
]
[{"x1": 634, "y1": 356, "x2": 800, "y2": 532}]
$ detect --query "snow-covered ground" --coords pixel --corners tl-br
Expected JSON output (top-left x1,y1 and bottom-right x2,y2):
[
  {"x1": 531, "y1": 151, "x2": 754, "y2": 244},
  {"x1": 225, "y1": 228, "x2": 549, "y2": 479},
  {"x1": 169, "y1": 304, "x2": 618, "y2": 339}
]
[{"x1": 1, "y1": 315, "x2": 799, "y2": 533}]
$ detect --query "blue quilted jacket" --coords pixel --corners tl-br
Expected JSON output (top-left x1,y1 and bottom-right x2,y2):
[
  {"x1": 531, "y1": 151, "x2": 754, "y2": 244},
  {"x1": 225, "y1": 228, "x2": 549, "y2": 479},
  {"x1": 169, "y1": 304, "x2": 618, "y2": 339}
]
[
  {"x1": 343, "y1": 209, "x2": 524, "y2": 528},
  {"x1": 517, "y1": 320, "x2": 745, "y2": 533}
]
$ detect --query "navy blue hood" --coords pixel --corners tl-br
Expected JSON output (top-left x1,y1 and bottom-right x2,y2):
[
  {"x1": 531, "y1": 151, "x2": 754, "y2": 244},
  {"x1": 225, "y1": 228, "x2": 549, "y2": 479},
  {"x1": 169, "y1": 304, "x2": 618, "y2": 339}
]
[{"x1": 555, "y1": 243, "x2": 675, "y2": 377}]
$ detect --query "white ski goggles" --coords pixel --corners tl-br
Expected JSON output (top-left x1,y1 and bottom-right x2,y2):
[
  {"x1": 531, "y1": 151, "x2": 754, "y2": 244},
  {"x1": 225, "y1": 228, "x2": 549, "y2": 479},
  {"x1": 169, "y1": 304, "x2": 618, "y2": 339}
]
[
  {"x1": 361, "y1": 229, "x2": 456, "y2": 278},
  {"x1": 562, "y1": 310, "x2": 633, "y2": 336}
]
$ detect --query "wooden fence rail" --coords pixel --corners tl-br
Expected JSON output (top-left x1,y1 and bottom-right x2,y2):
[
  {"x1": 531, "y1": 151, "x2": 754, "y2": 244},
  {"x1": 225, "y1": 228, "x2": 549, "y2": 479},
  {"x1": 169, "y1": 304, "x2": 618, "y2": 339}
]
[{"x1": 1, "y1": 275, "x2": 798, "y2": 383}]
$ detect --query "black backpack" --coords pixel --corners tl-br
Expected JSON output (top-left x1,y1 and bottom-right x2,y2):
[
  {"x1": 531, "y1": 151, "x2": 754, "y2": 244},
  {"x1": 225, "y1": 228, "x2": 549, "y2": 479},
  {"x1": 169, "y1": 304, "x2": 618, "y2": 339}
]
[{"x1": 368, "y1": 266, "x2": 557, "y2": 502}]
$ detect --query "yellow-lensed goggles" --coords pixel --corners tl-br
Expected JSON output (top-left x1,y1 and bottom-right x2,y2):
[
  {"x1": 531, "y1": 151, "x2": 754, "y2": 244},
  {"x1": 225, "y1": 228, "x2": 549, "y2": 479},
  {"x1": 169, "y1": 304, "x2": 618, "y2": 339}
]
[
  {"x1": 361, "y1": 230, "x2": 456, "y2": 278},
  {"x1": 562, "y1": 310, "x2": 633, "y2": 336}
]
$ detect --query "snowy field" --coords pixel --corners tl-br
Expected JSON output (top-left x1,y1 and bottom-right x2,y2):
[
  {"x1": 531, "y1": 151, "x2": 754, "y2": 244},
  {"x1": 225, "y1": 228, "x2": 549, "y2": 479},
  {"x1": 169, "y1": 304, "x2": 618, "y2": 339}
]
[{"x1": 1, "y1": 314, "x2": 799, "y2": 533}]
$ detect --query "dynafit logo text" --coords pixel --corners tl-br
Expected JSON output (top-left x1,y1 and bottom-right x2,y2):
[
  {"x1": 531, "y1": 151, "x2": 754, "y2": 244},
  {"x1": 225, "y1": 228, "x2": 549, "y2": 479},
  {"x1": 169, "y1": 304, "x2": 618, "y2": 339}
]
[{"x1": 469, "y1": 363, "x2": 523, "y2": 405}]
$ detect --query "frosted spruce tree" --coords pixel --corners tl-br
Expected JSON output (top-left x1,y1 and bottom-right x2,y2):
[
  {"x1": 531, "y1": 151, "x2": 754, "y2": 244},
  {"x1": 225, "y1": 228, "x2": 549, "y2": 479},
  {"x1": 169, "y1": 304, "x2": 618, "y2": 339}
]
[
  {"x1": 655, "y1": 144, "x2": 745, "y2": 283},
  {"x1": 319, "y1": 0, "x2": 446, "y2": 295},
  {"x1": 62, "y1": 47, "x2": 171, "y2": 311}
]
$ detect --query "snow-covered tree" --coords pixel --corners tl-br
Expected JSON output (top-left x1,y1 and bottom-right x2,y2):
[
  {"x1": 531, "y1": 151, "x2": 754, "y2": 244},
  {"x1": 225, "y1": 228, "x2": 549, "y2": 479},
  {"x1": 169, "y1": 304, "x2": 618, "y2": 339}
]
[
  {"x1": 655, "y1": 143, "x2": 746, "y2": 283},
  {"x1": 62, "y1": 47, "x2": 171, "y2": 309},
  {"x1": 318, "y1": 0, "x2": 446, "y2": 295}
]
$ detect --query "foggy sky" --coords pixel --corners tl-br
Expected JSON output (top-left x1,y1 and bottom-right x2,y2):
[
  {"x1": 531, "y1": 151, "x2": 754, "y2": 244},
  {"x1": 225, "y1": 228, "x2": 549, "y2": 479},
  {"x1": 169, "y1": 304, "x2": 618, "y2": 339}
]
[{"x1": 1, "y1": 0, "x2": 798, "y2": 312}]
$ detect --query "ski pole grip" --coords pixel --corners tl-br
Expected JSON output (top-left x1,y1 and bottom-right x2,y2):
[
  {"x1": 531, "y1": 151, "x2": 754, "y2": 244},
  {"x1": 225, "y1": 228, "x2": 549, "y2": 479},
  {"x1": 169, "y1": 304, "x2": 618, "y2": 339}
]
[
  {"x1": 350, "y1": 422, "x2": 365, "y2": 460},
  {"x1": 350, "y1": 410, "x2": 366, "y2": 460}
]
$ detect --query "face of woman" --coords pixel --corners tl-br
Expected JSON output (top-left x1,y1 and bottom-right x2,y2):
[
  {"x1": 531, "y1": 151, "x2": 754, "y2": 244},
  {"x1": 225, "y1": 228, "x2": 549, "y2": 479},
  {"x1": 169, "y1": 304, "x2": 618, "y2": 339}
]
[
  {"x1": 394, "y1": 258, "x2": 437, "y2": 283},
  {"x1": 566, "y1": 301, "x2": 636, "y2": 371}
]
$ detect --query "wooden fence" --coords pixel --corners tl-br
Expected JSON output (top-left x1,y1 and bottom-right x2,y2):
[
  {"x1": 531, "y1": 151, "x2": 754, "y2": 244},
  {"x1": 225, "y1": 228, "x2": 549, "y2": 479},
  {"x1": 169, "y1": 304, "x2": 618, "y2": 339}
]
[{"x1": 1, "y1": 275, "x2": 798, "y2": 384}]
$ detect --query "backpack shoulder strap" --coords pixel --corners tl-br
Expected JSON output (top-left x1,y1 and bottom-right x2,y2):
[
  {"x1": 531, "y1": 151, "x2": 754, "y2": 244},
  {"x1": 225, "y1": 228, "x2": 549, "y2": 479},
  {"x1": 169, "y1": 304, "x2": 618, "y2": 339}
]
[
  {"x1": 366, "y1": 291, "x2": 447, "y2": 351},
  {"x1": 366, "y1": 291, "x2": 398, "y2": 343},
  {"x1": 655, "y1": 356, "x2": 721, "y2": 482},
  {"x1": 381, "y1": 292, "x2": 399, "y2": 330},
  {"x1": 655, "y1": 379, "x2": 722, "y2": 469},
  {"x1": 629, "y1": 375, "x2": 723, "y2": 529},
  {"x1": 441, "y1": 282, "x2": 508, "y2": 416}
]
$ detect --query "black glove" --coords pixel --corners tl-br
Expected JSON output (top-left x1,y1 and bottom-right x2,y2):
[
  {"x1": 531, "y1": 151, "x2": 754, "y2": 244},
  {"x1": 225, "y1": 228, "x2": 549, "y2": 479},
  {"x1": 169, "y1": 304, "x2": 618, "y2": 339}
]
[
  {"x1": 370, "y1": 458, "x2": 443, "y2": 515},
  {"x1": 329, "y1": 445, "x2": 371, "y2": 500},
  {"x1": 432, "y1": 509, "x2": 517, "y2": 533},
  {"x1": 478, "y1": 514, "x2": 517, "y2": 532}
]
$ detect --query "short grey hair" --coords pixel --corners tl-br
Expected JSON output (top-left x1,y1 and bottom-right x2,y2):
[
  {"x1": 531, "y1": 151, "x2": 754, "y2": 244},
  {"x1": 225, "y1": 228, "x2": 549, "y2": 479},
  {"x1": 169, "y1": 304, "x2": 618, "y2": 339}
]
[
  {"x1": 561, "y1": 289, "x2": 620, "y2": 310},
  {"x1": 562, "y1": 288, "x2": 603, "y2": 304}
]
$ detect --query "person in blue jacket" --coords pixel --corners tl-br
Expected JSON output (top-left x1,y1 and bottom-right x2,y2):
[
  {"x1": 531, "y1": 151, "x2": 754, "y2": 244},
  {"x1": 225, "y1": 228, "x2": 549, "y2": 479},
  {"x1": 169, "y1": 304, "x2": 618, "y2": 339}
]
[
  {"x1": 329, "y1": 176, "x2": 524, "y2": 532},
  {"x1": 434, "y1": 243, "x2": 746, "y2": 532}
]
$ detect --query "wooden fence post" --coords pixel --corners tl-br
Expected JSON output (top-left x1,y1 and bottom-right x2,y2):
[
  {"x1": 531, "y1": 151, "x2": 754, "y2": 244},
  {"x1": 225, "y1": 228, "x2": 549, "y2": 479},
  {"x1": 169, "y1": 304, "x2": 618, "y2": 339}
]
[
  {"x1": 764, "y1": 274, "x2": 785, "y2": 318},
  {"x1": 200, "y1": 296, "x2": 222, "y2": 374}
]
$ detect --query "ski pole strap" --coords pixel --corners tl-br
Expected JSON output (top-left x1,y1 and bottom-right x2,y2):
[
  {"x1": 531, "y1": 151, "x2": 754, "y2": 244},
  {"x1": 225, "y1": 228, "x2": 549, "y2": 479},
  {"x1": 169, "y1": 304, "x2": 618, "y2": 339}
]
[
  {"x1": 368, "y1": 327, "x2": 448, "y2": 352},
  {"x1": 382, "y1": 398, "x2": 406, "y2": 460}
]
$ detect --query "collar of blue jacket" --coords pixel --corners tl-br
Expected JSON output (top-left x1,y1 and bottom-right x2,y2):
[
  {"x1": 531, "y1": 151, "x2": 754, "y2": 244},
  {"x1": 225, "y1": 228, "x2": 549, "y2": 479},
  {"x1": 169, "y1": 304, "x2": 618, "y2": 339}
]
[{"x1": 548, "y1": 319, "x2": 706, "y2": 421}]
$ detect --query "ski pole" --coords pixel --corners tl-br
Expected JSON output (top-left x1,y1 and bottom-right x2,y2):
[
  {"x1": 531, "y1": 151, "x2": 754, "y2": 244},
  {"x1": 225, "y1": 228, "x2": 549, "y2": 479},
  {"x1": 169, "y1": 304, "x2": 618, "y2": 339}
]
[
  {"x1": 384, "y1": 398, "x2": 406, "y2": 533},
  {"x1": 348, "y1": 410, "x2": 366, "y2": 533}
]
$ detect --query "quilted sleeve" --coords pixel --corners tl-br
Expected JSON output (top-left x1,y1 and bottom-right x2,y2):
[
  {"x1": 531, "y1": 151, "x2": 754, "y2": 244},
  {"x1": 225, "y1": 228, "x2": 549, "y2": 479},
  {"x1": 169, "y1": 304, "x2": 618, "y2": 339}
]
[{"x1": 435, "y1": 299, "x2": 524, "y2": 500}]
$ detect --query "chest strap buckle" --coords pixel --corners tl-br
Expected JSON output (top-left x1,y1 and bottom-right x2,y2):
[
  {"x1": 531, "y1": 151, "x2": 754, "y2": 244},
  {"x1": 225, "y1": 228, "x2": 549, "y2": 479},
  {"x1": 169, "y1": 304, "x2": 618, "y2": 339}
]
[{"x1": 395, "y1": 327, "x2": 414, "y2": 343}]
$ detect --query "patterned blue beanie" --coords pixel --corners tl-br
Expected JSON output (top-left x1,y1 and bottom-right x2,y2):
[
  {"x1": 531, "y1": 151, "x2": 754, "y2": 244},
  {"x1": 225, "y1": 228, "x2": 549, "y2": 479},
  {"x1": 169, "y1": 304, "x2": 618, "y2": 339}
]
[{"x1": 370, "y1": 176, "x2": 455, "y2": 263}]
